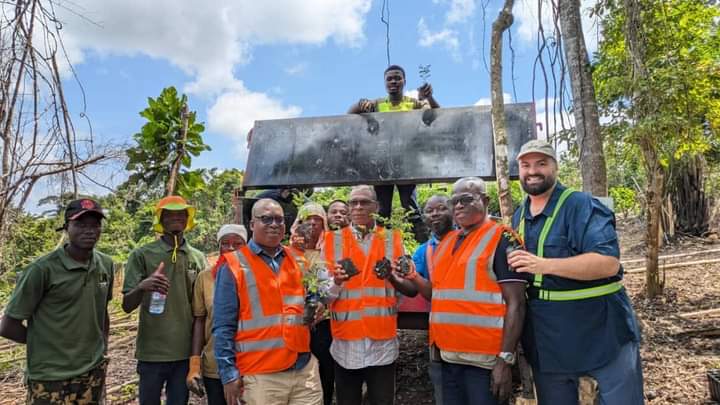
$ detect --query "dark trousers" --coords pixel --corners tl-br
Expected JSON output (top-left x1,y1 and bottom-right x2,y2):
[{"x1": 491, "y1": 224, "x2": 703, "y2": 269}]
[
  {"x1": 137, "y1": 360, "x2": 189, "y2": 405},
  {"x1": 311, "y1": 320, "x2": 335, "y2": 405},
  {"x1": 441, "y1": 362, "x2": 507, "y2": 405},
  {"x1": 334, "y1": 362, "x2": 395, "y2": 405},
  {"x1": 533, "y1": 340, "x2": 644, "y2": 405},
  {"x1": 374, "y1": 184, "x2": 428, "y2": 242},
  {"x1": 203, "y1": 377, "x2": 227, "y2": 405}
]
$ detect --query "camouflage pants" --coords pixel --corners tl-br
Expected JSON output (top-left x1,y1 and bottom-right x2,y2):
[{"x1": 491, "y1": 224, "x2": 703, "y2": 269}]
[{"x1": 27, "y1": 359, "x2": 108, "y2": 405}]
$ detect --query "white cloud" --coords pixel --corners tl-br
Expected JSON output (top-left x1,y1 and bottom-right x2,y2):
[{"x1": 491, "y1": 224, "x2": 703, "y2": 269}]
[
  {"x1": 51, "y1": 0, "x2": 371, "y2": 142},
  {"x1": 207, "y1": 84, "x2": 302, "y2": 150},
  {"x1": 284, "y1": 62, "x2": 309, "y2": 76},
  {"x1": 417, "y1": 18, "x2": 461, "y2": 61},
  {"x1": 474, "y1": 92, "x2": 512, "y2": 106},
  {"x1": 514, "y1": 0, "x2": 601, "y2": 53},
  {"x1": 446, "y1": 0, "x2": 476, "y2": 24}
]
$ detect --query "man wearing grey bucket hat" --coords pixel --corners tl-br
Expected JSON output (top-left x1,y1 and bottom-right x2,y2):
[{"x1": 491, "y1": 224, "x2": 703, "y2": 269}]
[{"x1": 508, "y1": 139, "x2": 643, "y2": 404}]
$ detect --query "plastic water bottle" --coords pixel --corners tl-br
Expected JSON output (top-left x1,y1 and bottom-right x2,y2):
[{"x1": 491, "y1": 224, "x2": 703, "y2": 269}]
[{"x1": 148, "y1": 291, "x2": 166, "y2": 315}]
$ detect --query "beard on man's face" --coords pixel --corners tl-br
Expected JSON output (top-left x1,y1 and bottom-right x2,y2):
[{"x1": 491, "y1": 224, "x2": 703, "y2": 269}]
[{"x1": 521, "y1": 174, "x2": 556, "y2": 196}]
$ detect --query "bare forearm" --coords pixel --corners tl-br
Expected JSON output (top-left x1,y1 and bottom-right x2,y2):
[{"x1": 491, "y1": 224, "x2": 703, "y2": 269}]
[
  {"x1": 389, "y1": 276, "x2": 418, "y2": 297},
  {"x1": 544, "y1": 253, "x2": 620, "y2": 280},
  {"x1": 412, "y1": 276, "x2": 433, "y2": 300},
  {"x1": 499, "y1": 283, "x2": 526, "y2": 353},
  {"x1": 191, "y1": 317, "x2": 206, "y2": 356},
  {"x1": 0, "y1": 316, "x2": 27, "y2": 344},
  {"x1": 427, "y1": 97, "x2": 440, "y2": 109},
  {"x1": 122, "y1": 288, "x2": 144, "y2": 313}
]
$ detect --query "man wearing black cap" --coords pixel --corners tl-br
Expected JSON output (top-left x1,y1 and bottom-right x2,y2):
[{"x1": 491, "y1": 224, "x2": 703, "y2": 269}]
[{"x1": 0, "y1": 198, "x2": 114, "y2": 404}]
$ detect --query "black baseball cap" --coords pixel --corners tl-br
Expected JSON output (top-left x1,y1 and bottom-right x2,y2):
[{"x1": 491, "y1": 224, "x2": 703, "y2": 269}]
[{"x1": 57, "y1": 198, "x2": 106, "y2": 231}]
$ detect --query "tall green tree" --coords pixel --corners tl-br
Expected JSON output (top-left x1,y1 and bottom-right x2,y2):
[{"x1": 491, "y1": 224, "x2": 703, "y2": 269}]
[
  {"x1": 594, "y1": 0, "x2": 720, "y2": 297},
  {"x1": 125, "y1": 86, "x2": 210, "y2": 199}
]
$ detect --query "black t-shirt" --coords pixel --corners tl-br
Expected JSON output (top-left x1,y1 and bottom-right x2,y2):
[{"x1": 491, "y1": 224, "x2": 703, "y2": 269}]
[{"x1": 453, "y1": 231, "x2": 529, "y2": 284}]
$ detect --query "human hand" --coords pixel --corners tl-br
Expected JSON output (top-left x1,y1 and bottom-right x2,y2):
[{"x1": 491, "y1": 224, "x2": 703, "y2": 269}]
[
  {"x1": 418, "y1": 83, "x2": 433, "y2": 100},
  {"x1": 391, "y1": 257, "x2": 417, "y2": 280},
  {"x1": 333, "y1": 264, "x2": 349, "y2": 286},
  {"x1": 186, "y1": 355, "x2": 204, "y2": 396},
  {"x1": 313, "y1": 302, "x2": 327, "y2": 325},
  {"x1": 507, "y1": 250, "x2": 549, "y2": 275},
  {"x1": 138, "y1": 262, "x2": 169, "y2": 294},
  {"x1": 490, "y1": 361, "x2": 512, "y2": 402},
  {"x1": 358, "y1": 98, "x2": 375, "y2": 113},
  {"x1": 223, "y1": 378, "x2": 245, "y2": 405}
]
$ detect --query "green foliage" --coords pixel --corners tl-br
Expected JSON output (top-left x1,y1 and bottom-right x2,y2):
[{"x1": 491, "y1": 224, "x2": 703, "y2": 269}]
[
  {"x1": 593, "y1": 0, "x2": 720, "y2": 166},
  {"x1": 185, "y1": 169, "x2": 244, "y2": 254},
  {"x1": 0, "y1": 212, "x2": 61, "y2": 275},
  {"x1": 125, "y1": 86, "x2": 211, "y2": 198},
  {"x1": 610, "y1": 186, "x2": 640, "y2": 217}
]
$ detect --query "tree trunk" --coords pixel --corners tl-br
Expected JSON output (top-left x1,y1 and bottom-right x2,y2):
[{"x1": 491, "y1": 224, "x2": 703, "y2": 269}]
[
  {"x1": 558, "y1": 0, "x2": 607, "y2": 197},
  {"x1": 623, "y1": 0, "x2": 664, "y2": 297},
  {"x1": 490, "y1": 0, "x2": 515, "y2": 220},
  {"x1": 645, "y1": 160, "x2": 665, "y2": 297},
  {"x1": 671, "y1": 155, "x2": 709, "y2": 236},
  {"x1": 166, "y1": 103, "x2": 189, "y2": 196}
]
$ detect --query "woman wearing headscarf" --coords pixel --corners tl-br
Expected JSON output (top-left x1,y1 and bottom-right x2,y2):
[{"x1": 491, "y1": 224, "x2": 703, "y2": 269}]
[
  {"x1": 186, "y1": 224, "x2": 248, "y2": 404},
  {"x1": 289, "y1": 202, "x2": 336, "y2": 405}
]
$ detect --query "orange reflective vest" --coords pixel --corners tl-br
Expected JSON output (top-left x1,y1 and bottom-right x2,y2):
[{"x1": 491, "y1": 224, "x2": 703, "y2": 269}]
[
  {"x1": 323, "y1": 226, "x2": 403, "y2": 340},
  {"x1": 429, "y1": 220, "x2": 506, "y2": 355},
  {"x1": 224, "y1": 246, "x2": 310, "y2": 375}
]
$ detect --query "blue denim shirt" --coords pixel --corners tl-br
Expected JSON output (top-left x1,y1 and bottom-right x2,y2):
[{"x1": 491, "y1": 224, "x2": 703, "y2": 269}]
[
  {"x1": 511, "y1": 183, "x2": 641, "y2": 373},
  {"x1": 212, "y1": 240, "x2": 311, "y2": 384},
  {"x1": 411, "y1": 235, "x2": 439, "y2": 280}
]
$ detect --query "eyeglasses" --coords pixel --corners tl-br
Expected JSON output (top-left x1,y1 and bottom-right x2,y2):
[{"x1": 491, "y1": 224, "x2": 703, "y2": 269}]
[
  {"x1": 450, "y1": 194, "x2": 478, "y2": 207},
  {"x1": 254, "y1": 215, "x2": 285, "y2": 225},
  {"x1": 348, "y1": 199, "x2": 375, "y2": 207}
]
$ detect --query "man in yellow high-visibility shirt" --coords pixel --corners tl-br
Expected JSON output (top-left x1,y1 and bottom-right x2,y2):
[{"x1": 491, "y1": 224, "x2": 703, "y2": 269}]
[{"x1": 348, "y1": 65, "x2": 440, "y2": 243}]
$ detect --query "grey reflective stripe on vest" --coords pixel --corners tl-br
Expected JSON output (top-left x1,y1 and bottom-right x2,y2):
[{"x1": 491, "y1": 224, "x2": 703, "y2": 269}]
[
  {"x1": 432, "y1": 289, "x2": 503, "y2": 304},
  {"x1": 431, "y1": 224, "x2": 505, "y2": 329},
  {"x1": 284, "y1": 314, "x2": 305, "y2": 326},
  {"x1": 333, "y1": 231, "x2": 343, "y2": 263},
  {"x1": 465, "y1": 224, "x2": 499, "y2": 287},
  {"x1": 235, "y1": 251, "x2": 265, "y2": 322},
  {"x1": 283, "y1": 295, "x2": 305, "y2": 306},
  {"x1": 338, "y1": 287, "x2": 393, "y2": 300},
  {"x1": 235, "y1": 338, "x2": 285, "y2": 352},
  {"x1": 383, "y1": 230, "x2": 395, "y2": 260},
  {"x1": 331, "y1": 306, "x2": 398, "y2": 321},
  {"x1": 430, "y1": 311, "x2": 503, "y2": 328},
  {"x1": 234, "y1": 251, "x2": 292, "y2": 332}
]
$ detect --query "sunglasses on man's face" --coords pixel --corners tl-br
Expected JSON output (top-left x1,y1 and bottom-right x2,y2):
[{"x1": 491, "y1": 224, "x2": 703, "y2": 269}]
[
  {"x1": 450, "y1": 194, "x2": 478, "y2": 207},
  {"x1": 254, "y1": 215, "x2": 285, "y2": 225}
]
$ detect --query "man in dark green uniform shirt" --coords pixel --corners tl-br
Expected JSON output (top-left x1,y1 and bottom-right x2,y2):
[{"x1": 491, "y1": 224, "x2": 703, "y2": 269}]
[
  {"x1": 0, "y1": 198, "x2": 114, "y2": 404},
  {"x1": 122, "y1": 196, "x2": 207, "y2": 405}
]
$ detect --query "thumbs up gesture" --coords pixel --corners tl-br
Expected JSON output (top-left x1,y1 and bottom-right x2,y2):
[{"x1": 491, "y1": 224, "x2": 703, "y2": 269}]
[{"x1": 139, "y1": 262, "x2": 170, "y2": 294}]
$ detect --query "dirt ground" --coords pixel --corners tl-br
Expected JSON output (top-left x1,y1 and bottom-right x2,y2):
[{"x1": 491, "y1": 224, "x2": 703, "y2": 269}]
[{"x1": 1, "y1": 218, "x2": 719, "y2": 404}]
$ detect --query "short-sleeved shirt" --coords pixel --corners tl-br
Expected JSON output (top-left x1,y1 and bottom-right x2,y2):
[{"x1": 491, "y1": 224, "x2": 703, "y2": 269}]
[
  {"x1": 4, "y1": 246, "x2": 114, "y2": 381},
  {"x1": 422, "y1": 226, "x2": 526, "y2": 369},
  {"x1": 511, "y1": 183, "x2": 641, "y2": 373},
  {"x1": 372, "y1": 96, "x2": 430, "y2": 111},
  {"x1": 192, "y1": 269, "x2": 219, "y2": 378},
  {"x1": 123, "y1": 238, "x2": 206, "y2": 362}
]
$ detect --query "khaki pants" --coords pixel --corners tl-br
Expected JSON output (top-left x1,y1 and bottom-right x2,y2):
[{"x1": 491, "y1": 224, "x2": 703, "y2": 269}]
[{"x1": 242, "y1": 355, "x2": 323, "y2": 405}]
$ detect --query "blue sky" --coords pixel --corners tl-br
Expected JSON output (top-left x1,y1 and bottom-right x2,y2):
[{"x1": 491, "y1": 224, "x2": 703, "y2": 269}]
[{"x1": 43, "y1": 0, "x2": 598, "y2": 205}]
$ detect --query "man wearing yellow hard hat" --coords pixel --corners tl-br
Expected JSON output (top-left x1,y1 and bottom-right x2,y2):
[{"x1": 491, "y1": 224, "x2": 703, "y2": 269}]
[{"x1": 122, "y1": 196, "x2": 207, "y2": 405}]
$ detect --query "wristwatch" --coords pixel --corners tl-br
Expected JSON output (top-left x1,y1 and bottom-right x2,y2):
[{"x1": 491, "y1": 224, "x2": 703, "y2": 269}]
[{"x1": 497, "y1": 351, "x2": 516, "y2": 365}]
